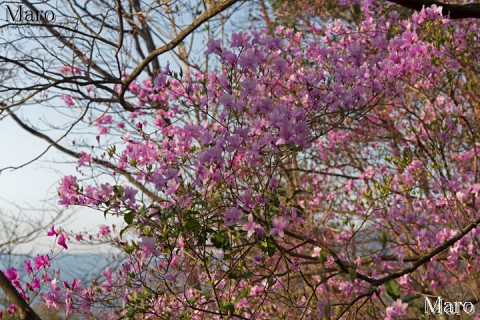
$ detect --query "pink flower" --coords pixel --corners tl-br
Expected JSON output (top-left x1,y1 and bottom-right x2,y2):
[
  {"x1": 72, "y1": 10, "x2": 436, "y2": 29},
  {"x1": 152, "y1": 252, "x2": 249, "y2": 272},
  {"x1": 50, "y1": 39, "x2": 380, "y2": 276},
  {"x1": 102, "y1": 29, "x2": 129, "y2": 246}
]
[
  {"x1": 31, "y1": 278, "x2": 41, "y2": 290},
  {"x1": 385, "y1": 299, "x2": 408, "y2": 320},
  {"x1": 78, "y1": 152, "x2": 93, "y2": 167},
  {"x1": 47, "y1": 225, "x2": 58, "y2": 237},
  {"x1": 205, "y1": 39, "x2": 222, "y2": 55},
  {"x1": 470, "y1": 183, "x2": 480, "y2": 196},
  {"x1": 5, "y1": 268, "x2": 19, "y2": 283},
  {"x1": 59, "y1": 66, "x2": 81, "y2": 75},
  {"x1": 269, "y1": 216, "x2": 289, "y2": 237},
  {"x1": 345, "y1": 180, "x2": 354, "y2": 193},
  {"x1": 24, "y1": 260, "x2": 33, "y2": 274},
  {"x1": 61, "y1": 94, "x2": 75, "y2": 107},
  {"x1": 165, "y1": 178, "x2": 180, "y2": 196},
  {"x1": 96, "y1": 115, "x2": 113, "y2": 135},
  {"x1": 58, "y1": 176, "x2": 78, "y2": 207},
  {"x1": 98, "y1": 225, "x2": 111, "y2": 236},
  {"x1": 43, "y1": 288, "x2": 62, "y2": 309},
  {"x1": 7, "y1": 304, "x2": 17, "y2": 315},
  {"x1": 224, "y1": 208, "x2": 242, "y2": 227},
  {"x1": 65, "y1": 293, "x2": 73, "y2": 315},
  {"x1": 58, "y1": 234, "x2": 68, "y2": 250},
  {"x1": 139, "y1": 236, "x2": 160, "y2": 257},
  {"x1": 231, "y1": 32, "x2": 250, "y2": 48},
  {"x1": 34, "y1": 255, "x2": 50, "y2": 271},
  {"x1": 122, "y1": 186, "x2": 138, "y2": 206},
  {"x1": 311, "y1": 247, "x2": 322, "y2": 258},
  {"x1": 238, "y1": 48, "x2": 260, "y2": 70},
  {"x1": 242, "y1": 214, "x2": 258, "y2": 238}
]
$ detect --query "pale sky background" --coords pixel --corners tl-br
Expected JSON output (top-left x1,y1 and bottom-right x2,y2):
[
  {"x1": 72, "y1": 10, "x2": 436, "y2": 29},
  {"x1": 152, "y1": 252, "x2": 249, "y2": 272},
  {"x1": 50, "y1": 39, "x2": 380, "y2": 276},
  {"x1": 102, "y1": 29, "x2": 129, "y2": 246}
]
[
  {"x1": 0, "y1": 1, "x2": 125, "y2": 255},
  {"x1": 0, "y1": 113, "x2": 122, "y2": 254}
]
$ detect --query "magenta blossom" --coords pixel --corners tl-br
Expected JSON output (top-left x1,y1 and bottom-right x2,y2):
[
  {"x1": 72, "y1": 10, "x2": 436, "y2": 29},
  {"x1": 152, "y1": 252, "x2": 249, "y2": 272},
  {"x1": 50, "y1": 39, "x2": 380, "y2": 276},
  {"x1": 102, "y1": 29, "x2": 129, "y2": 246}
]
[
  {"x1": 58, "y1": 234, "x2": 68, "y2": 250},
  {"x1": 7, "y1": 304, "x2": 17, "y2": 315},
  {"x1": 24, "y1": 260, "x2": 33, "y2": 274},
  {"x1": 4, "y1": 268, "x2": 19, "y2": 283},
  {"x1": 269, "y1": 216, "x2": 289, "y2": 238},
  {"x1": 385, "y1": 299, "x2": 408, "y2": 320},
  {"x1": 47, "y1": 224, "x2": 58, "y2": 237},
  {"x1": 78, "y1": 152, "x2": 93, "y2": 167},
  {"x1": 139, "y1": 236, "x2": 161, "y2": 257},
  {"x1": 34, "y1": 255, "x2": 50, "y2": 271},
  {"x1": 224, "y1": 207, "x2": 242, "y2": 227},
  {"x1": 98, "y1": 225, "x2": 111, "y2": 236},
  {"x1": 31, "y1": 278, "x2": 41, "y2": 290},
  {"x1": 242, "y1": 214, "x2": 258, "y2": 238}
]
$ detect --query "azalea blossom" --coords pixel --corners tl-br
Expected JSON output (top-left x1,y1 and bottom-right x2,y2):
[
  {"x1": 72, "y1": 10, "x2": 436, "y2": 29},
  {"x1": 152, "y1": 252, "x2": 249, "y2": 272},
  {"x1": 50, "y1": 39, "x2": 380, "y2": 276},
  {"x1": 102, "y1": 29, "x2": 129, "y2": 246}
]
[
  {"x1": 385, "y1": 299, "x2": 408, "y2": 320},
  {"x1": 57, "y1": 234, "x2": 68, "y2": 250},
  {"x1": 47, "y1": 225, "x2": 58, "y2": 237},
  {"x1": 242, "y1": 214, "x2": 258, "y2": 238},
  {"x1": 269, "y1": 216, "x2": 289, "y2": 237},
  {"x1": 224, "y1": 207, "x2": 242, "y2": 227}
]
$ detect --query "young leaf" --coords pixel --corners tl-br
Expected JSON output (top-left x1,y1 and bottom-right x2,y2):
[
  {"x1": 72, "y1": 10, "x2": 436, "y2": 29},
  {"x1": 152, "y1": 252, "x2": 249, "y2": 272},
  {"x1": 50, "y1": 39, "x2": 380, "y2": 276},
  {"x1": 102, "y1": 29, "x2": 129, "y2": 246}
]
[
  {"x1": 385, "y1": 279, "x2": 401, "y2": 300},
  {"x1": 124, "y1": 212, "x2": 135, "y2": 225}
]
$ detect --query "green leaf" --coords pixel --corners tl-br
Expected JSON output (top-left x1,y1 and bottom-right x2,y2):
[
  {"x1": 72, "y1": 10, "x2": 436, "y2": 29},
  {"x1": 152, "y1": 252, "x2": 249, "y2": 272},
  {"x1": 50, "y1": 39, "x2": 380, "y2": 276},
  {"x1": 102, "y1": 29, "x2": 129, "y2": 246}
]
[
  {"x1": 107, "y1": 145, "x2": 116, "y2": 158},
  {"x1": 319, "y1": 250, "x2": 326, "y2": 264},
  {"x1": 185, "y1": 219, "x2": 201, "y2": 233},
  {"x1": 239, "y1": 271, "x2": 253, "y2": 279},
  {"x1": 292, "y1": 189, "x2": 311, "y2": 197},
  {"x1": 184, "y1": 210, "x2": 197, "y2": 219},
  {"x1": 260, "y1": 237, "x2": 276, "y2": 257},
  {"x1": 349, "y1": 267, "x2": 357, "y2": 281},
  {"x1": 124, "y1": 244, "x2": 134, "y2": 254},
  {"x1": 267, "y1": 276, "x2": 277, "y2": 286},
  {"x1": 292, "y1": 204, "x2": 305, "y2": 214},
  {"x1": 211, "y1": 233, "x2": 230, "y2": 250},
  {"x1": 124, "y1": 212, "x2": 135, "y2": 225},
  {"x1": 114, "y1": 185, "x2": 124, "y2": 198},
  {"x1": 234, "y1": 288, "x2": 249, "y2": 303},
  {"x1": 221, "y1": 302, "x2": 235, "y2": 314},
  {"x1": 402, "y1": 294, "x2": 421, "y2": 303},
  {"x1": 277, "y1": 187, "x2": 287, "y2": 197},
  {"x1": 385, "y1": 279, "x2": 401, "y2": 300},
  {"x1": 380, "y1": 231, "x2": 387, "y2": 249},
  {"x1": 119, "y1": 225, "x2": 130, "y2": 238}
]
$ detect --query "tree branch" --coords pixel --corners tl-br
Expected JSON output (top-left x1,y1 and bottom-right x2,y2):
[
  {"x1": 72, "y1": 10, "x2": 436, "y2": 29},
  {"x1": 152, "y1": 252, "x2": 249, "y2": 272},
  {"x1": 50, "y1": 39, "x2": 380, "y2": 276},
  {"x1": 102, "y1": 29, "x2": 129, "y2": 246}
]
[
  {"x1": 119, "y1": 0, "x2": 240, "y2": 108},
  {"x1": 5, "y1": 109, "x2": 161, "y2": 202},
  {"x1": 285, "y1": 212, "x2": 480, "y2": 289},
  {"x1": 0, "y1": 270, "x2": 41, "y2": 320}
]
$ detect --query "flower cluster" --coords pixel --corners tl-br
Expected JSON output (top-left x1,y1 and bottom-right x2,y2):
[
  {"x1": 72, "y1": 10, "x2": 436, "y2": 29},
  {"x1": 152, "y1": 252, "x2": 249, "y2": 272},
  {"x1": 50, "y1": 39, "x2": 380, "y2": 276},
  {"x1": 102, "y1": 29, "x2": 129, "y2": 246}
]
[{"x1": 6, "y1": 1, "x2": 480, "y2": 319}]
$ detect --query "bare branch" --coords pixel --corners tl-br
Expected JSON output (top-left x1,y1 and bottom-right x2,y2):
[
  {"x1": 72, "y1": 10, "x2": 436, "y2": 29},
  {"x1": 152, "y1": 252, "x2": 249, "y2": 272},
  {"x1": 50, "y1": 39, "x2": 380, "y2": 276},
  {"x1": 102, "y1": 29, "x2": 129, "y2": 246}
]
[
  {"x1": 5, "y1": 109, "x2": 161, "y2": 201},
  {"x1": 119, "y1": 0, "x2": 241, "y2": 107}
]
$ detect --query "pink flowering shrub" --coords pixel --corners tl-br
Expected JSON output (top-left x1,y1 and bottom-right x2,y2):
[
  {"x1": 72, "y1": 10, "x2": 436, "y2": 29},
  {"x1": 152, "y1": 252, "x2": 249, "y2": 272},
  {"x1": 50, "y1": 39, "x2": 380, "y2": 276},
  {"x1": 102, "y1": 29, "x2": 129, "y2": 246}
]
[{"x1": 3, "y1": 1, "x2": 480, "y2": 319}]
